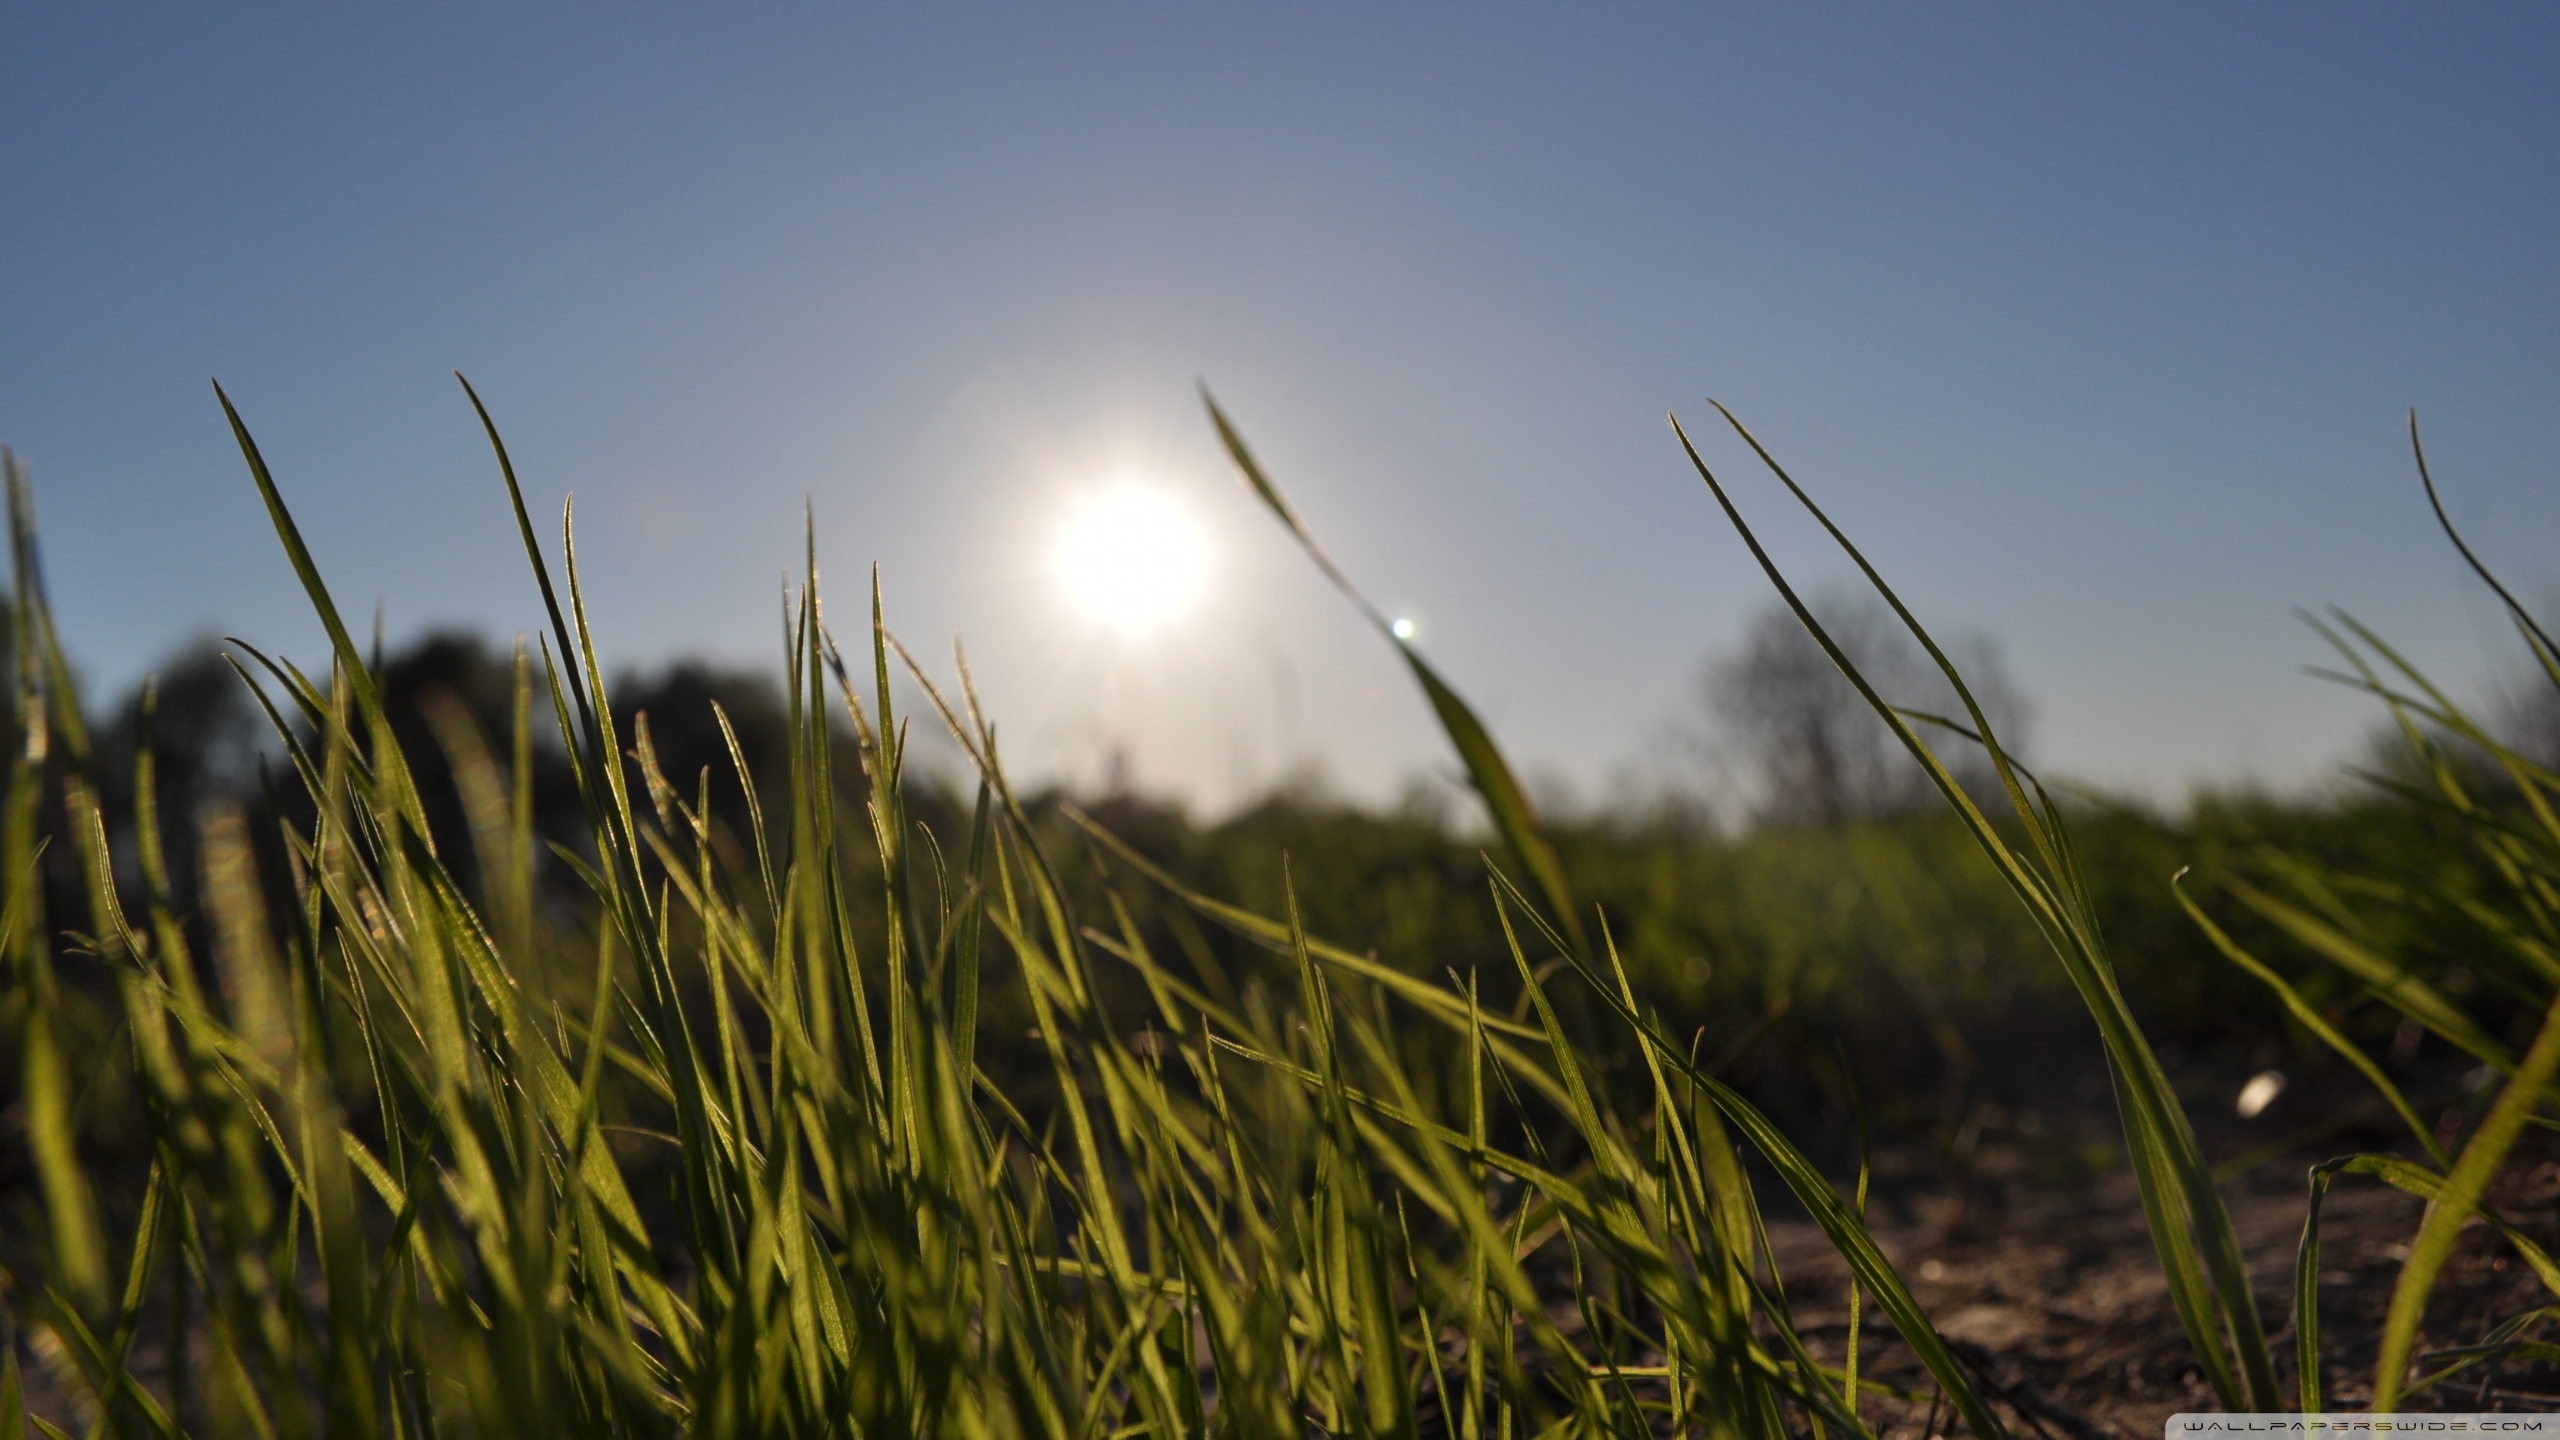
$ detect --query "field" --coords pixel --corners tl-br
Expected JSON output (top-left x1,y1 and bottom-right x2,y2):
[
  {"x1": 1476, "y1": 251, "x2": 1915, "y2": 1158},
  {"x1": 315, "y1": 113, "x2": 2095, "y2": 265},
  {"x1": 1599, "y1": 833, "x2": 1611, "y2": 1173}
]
[{"x1": 1, "y1": 389, "x2": 2556, "y2": 1437}]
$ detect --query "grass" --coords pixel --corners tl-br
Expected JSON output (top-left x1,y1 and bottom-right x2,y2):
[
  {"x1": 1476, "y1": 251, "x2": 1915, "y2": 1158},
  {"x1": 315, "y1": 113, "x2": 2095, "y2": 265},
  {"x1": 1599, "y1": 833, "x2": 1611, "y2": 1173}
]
[
  {"x1": 0, "y1": 383, "x2": 2553, "y2": 1435},
  {"x1": 2169, "y1": 421, "x2": 2560, "y2": 1411}
]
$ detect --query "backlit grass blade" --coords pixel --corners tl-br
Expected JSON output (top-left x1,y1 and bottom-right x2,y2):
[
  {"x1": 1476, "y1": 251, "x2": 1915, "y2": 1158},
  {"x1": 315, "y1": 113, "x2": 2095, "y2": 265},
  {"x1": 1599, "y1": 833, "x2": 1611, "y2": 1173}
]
[
  {"x1": 1061, "y1": 803, "x2": 1549, "y2": 1047},
  {"x1": 3, "y1": 460, "x2": 111, "y2": 1325},
  {"x1": 1485, "y1": 867, "x2": 2010, "y2": 1440},
  {"x1": 212, "y1": 383, "x2": 438, "y2": 840},
  {"x1": 1202, "y1": 389, "x2": 1589, "y2": 963},
  {"x1": 2374, "y1": 989, "x2": 2560, "y2": 1409},
  {"x1": 2298, "y1": 1151, "x2": 2560, "y2": 1417},
  {"x1": 2296, "y1": 1158, "x2": 2353, "y2": 1414},
  {"x1": 2223, "y1": 869, "x2": 2511, "y2": 1074},
  {"x1": 2410, "y1": 411, "x2": 2560, "y2": 680},
  {"x1": 2175, "y1": 874, "x2": 2449, "y2": 1166},
  {"x1": 1675, "y1": 403, "x2": 2279, "y2": 1410}
]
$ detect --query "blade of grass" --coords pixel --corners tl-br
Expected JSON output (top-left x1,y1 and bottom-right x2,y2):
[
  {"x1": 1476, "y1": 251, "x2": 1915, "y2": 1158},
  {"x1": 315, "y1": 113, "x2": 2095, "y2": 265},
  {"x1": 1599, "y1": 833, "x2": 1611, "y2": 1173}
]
[
  {"x1": 2374, "y1": 988, "x2": 2560, "y2": 1409},
  {"x1": 1675, "y1": 404, "x2": 2279, "y2": 1409},
  {"x1": 1202, "y1": 389, "x2": 1589, "y2": 965}
]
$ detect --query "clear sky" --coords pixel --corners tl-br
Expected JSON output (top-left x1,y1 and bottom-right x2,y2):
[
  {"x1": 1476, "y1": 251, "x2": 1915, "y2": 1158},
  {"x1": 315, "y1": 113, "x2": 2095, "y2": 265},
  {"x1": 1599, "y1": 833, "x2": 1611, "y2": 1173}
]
[{"x1": 6, "y1": 6, "x2": 2558, "y2": 813}]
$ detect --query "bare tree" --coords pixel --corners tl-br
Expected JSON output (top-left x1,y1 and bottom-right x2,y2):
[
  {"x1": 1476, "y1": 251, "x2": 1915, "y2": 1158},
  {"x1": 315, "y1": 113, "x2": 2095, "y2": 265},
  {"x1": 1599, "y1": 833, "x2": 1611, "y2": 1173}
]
[{"x1": 1704, "y1": 588, "x2": 2030, "y2": 827}]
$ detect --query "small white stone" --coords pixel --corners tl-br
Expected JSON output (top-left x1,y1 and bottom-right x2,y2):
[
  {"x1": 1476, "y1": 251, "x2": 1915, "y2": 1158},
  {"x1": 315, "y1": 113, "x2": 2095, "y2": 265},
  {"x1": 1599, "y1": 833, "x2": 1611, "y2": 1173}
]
[{"x1": 2235, "y1": 1069, "x2": 2286, "y2": 1119}]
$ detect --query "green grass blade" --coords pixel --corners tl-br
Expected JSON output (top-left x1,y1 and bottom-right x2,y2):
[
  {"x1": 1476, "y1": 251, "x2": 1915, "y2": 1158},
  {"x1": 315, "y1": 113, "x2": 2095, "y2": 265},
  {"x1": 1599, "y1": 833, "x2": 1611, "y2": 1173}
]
[
  {"x1": 1674, "y1": 405, "x2": 2280, "y2": 1409},
  {"x1": 2176, "y1": 874, "x2": 2449, "y2": 1167},
  {"x1": 1203, "y1": 390, "x2": 1589, "y2": 962},
  {"x1": 2374, "y1": 989, "x2": 2560, "y2": 1409}
]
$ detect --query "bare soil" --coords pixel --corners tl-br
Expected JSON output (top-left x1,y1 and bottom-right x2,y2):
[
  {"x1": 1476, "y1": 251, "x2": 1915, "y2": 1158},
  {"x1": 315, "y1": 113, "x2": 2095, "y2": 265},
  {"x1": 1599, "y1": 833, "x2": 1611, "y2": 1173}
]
[{"x1": 1761, "y1": 1121, "x2": 2560, "y2": 1440}]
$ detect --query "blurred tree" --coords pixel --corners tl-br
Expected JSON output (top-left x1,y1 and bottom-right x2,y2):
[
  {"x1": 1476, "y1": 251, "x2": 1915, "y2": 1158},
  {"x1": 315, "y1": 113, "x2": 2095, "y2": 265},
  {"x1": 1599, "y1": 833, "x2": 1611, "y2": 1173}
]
[
  {"x1": 95, "y1": 639, "x2": 273, "y2": 907},
  {"x1": 1703, "y1": 589, "x2": 2030, "y2": 828},
  {"x1": 611, "y1": 658, "x2": 795, "y2": 851}
]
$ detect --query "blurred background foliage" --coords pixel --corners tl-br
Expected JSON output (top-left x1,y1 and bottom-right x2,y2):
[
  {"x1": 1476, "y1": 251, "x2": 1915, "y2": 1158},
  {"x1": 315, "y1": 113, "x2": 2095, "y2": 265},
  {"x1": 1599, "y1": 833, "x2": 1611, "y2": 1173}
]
[{"x1": 41, "y1": 599, "x2": 2524, "y2": 1171}]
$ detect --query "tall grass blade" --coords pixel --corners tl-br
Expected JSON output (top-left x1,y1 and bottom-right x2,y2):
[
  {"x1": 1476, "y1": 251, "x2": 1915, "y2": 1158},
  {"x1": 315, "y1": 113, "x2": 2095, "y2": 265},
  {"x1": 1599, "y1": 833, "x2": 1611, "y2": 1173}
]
[
  {"x1": 2374, "y1": 991, "x2": 2560, "y2": 1409},
  {"x1": 1202, "y1": 389, "x2": 1589, "y2": 962},
  {"x1": 1674, "y1": 404, "x2": 2280, "y2": 1409}
]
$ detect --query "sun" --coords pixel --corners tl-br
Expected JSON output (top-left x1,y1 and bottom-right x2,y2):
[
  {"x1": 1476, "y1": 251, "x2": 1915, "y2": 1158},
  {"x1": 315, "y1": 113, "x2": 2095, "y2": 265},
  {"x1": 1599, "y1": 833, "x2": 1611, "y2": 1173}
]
[{"x1": 1049, "y1": 484, "x2": 1212, "y2": 635}]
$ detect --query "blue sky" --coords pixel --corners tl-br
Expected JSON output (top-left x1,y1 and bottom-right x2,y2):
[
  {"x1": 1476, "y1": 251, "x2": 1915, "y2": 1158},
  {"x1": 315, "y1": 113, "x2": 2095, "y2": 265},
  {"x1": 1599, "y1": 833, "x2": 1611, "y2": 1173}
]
[{"x1": 6, "y1": 6, "x2": 2558, "y2": 811}]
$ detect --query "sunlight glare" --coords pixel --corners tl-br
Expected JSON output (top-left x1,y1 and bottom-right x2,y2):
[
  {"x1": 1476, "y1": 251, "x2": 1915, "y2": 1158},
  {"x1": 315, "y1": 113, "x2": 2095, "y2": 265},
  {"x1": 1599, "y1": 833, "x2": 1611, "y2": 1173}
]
[{"x1": 1050, "y1": 484, "x2": 1212, "y2": 635}]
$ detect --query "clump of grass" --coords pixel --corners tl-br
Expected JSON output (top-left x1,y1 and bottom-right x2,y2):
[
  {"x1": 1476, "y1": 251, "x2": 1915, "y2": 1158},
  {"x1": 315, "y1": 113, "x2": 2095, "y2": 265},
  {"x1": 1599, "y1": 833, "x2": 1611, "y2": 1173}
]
[
  {"x1": 2174, "y1": 417, "x2": 2560, "y2": 1413},
  {"x1": 0, "y1": 382, "x2": 2006, "y2": 1437},
  {"x1": 1662, "y1": 401, "x2": 2560, "y2": 1415},
  {"x1": 10, "y1": 374, "x2": 2546, "y2": 1436},
  {"x1": 1663, "y1": 403, "x2": 2282, "y2": 1413}
]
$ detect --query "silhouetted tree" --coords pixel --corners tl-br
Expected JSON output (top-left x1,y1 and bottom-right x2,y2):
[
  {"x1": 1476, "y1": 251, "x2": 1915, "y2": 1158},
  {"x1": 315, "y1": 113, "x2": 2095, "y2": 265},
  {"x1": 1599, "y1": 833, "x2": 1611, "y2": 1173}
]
[
  {"x1": 1704, "y1": 589, "x2": 2030, "y2": 827},
  {"x1": 611, "y1": 658, "x2": 795, "y2": 853},
  {"x1": 95, "y1": 639, "x2": 273, "y2": 908}
]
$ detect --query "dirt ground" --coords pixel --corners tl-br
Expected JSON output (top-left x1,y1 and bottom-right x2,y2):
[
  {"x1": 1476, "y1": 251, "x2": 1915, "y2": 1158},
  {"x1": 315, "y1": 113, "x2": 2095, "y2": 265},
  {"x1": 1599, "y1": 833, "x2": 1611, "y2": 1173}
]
[{"x1": 1758, "y1": 1117, "x2": 2560, "y2": 1440}]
